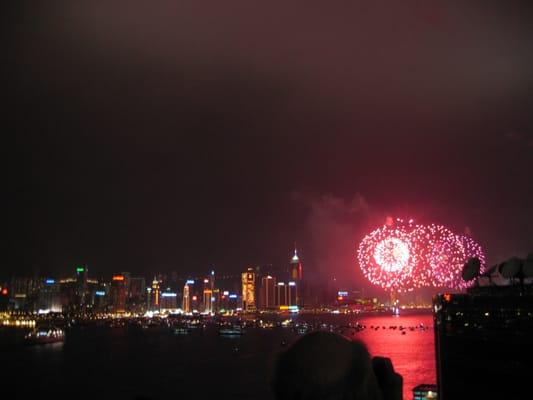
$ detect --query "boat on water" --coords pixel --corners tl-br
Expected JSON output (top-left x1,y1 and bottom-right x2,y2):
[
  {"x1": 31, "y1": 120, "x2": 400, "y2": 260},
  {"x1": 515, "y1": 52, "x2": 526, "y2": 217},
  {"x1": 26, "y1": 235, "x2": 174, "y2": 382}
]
[
  {"x1": 108, "y1": 320, "x2": 127, "y2": 329},
  {"x1": 219, "y1": 324, "x2": 245, "y2": 336},
  {"x1": 25, "y1": 327, "x2": 65, "y2": 345},
  {"x1": 296, "y1": 323, "x2": 310, "y2": 334},
  {"x1": 173, "y1": 327, "x2": 189, "y2": 335}
]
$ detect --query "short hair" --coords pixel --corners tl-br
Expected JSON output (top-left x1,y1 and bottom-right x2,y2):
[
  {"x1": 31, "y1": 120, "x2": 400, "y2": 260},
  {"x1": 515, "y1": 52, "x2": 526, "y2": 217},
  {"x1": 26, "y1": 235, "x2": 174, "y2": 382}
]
[{"x1": 272, "y1": 332, "x2": 379, "y2": 400}]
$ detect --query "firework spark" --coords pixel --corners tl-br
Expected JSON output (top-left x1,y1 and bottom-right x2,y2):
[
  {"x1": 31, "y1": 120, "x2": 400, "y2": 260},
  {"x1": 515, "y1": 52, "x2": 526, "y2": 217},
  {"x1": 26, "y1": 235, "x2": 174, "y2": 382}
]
[{"x1": 357, "y1": 219, "x2": 485, "y2": 292}]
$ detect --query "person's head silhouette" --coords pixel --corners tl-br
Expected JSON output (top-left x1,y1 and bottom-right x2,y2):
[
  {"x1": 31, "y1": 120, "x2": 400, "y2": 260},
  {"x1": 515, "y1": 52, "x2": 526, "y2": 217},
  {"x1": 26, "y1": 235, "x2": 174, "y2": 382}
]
[{"x1": 272, "y1": 331, "x2": 402, "y2": 400}]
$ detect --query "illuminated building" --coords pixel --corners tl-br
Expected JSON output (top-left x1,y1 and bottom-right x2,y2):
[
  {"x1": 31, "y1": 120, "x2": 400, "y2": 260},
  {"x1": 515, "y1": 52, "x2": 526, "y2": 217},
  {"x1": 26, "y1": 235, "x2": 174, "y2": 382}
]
[
  {"x1": 203, "y1": 288, "x2": 213, "y2": 313},
  {"x1": 241, "y1": 268, "x2": 256, "y2": 312},
  {"x1": 290, "y1": 247, "x2": 304, "y2": 307},
  {"x1": 208, "y1": 270, "x2": 215, "y2": 291},
  {"x1": 434, "y1": 283, "x2": 533, "y2": 399},
  {"x1": 276, "y1": 281, "x2": 297, "y2": 308},
  {"x1": 160, "y1": 290, "x2": 178, "y2": 311},
  {"x1": 219, "y1": 290, "x2": 239, "y2": 312},
  {"x1": 9, "y1": 277, "x2": 40, "y2": 311},
  {"x1": 182, "y1": 281, "x2": 192, "y2": 313},
  {"x1": 260, "y1": 275, "x2": 277, "y2": 310},
  {"x1": 128, "y1": 277, "x2": 146, "y2": 312},
  {"x1": 191, "y1": 294, "x2": 199, "y2": 311},
  {"x1": 37, "y1": 279, "x2": 62, "y2": 313},
  {"x1": 287, "y1": 282, "x2": 297, "y2": 306},
  {"x1": 151, "y1": 278, "x2": 161, "y2": 310},
  {"x1": 0, "y1": 284, "x2": 9, "y2": 311},
  {"x1": 56, "y1": 266, "x2": 99, "y2": 311},
  {"x1": 228, "y1": 293, "x2": 239, "y2": 311},
  {"x1": 93, "y1": 287, "x2": 108, "y2": 311},
  {"x1": 59, "y1": 278, "x2": 77, "y2": 312},
  {"x1": 212, "y1": 288, "x2": 220, "y2": 313},
  {"x1": 276, "y1": 282, "x2": 287, "y2": 307},
  {"x1": 200, "y1": 271, "x2": 217, "y2": 313},
  {"x1": 146, "y1": 287, "x2": 152, "y2": 310},
  {"x1": 110, "y1": 274, "x2": 127, "y2": 313},
  {"x1": 220, "y1": 290, "x2": 229, "y2": 311},
  {"x1": 75, "y1": 265, "x2": 89, "y2": 307}
]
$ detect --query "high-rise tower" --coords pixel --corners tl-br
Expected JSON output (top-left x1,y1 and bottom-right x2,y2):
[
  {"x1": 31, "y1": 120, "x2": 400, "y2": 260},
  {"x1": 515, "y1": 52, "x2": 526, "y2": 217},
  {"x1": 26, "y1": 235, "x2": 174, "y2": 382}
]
[
  {"x1": 182, "y1": 283, "x2": 191, "y2": 313},
  {"x1": 290, "y1": 245, "x2": 304, "y2": 307},
  {"x1": 241, "y1": 267, "x2": 256, "y2": 312},
  {"x1": 260, "y1": 275, "x2": 277, "y2": 310}
]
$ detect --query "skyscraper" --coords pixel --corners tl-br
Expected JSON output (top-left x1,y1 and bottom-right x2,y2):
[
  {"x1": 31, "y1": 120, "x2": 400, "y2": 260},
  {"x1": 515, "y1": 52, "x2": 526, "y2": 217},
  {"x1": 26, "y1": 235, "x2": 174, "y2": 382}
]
[
  {"x1": 276, "y1": 281, "x2": 298, "y2": 310},
  {"x1": 9, "y1": 277, "x2": 40, "y2": 311},
  {"x1": 212, "y1": 288, "x2": 220, "y2": 313},
  {"x1": 37, "y1": 279, "x2": 61, "y2": 313},
  {"x1": 208, "y1": 270, "x2": 215, "y2": 291},
  {"x1": 260, "y1": 275, "x2": 277, "y2": 310},
  {"x1": 276, "y1": 282, "x2": 287, "y2": 307},
  {"x1": 128, "y1": 277, "x2": 146, "y2": 313},
  {"x1": 241, "y1": 267, "x2": 256, "y2": 312},
  {"x1": 290, "y1": 246, "x2": 304, "y2": 307},
  {"x1": 151, "y1": 278, "x2": 161, "y2": 310},
  {"x1": 182, "y1": 282, "x2": 191, "y2": 313},
  {"x1": 202, "y1": 288, "x2": 213, "y2": 313},
  {"x1": 160, "y1": 290, "x2": 178, "y2": 311},
  {"x1": 110, "y1": 274, "x2": 127, "y2": 313}
]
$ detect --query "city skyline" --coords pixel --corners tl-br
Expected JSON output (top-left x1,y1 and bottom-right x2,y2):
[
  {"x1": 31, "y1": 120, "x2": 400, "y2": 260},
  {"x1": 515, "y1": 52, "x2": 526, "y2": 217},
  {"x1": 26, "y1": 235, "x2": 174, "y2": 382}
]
[
  {"x1": 4, "y1": 2, "x2": 533, "y2": 399},
  {"x1": 1, "y1": 247, "x2": 312, "y2": 314},
  {"x1": 5, "y1": 2, "x2": 533, "y2": 286}
]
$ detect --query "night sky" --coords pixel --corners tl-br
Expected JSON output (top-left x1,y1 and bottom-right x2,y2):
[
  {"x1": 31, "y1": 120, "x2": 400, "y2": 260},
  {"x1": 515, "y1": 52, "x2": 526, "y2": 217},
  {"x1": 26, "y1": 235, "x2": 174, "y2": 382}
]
[{"x1": 4, "y1": 1, "x2": 533, "y2": 287}]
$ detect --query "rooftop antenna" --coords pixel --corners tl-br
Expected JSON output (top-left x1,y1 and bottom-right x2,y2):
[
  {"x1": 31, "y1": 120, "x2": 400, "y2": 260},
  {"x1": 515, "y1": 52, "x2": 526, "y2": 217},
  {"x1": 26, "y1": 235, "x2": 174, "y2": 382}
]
[
  {"x1": 479, "y1": 264, "x2": 498, "y2": 286},
  {"x1": 523, "y1": 252, "x2": 533, "y2": 279},
  {"x1": 499, "y1": 257, "x2": 525, "y2": 289},
  {"x1": 462, "y1": 257, "x2": 481, "y2": 284}
]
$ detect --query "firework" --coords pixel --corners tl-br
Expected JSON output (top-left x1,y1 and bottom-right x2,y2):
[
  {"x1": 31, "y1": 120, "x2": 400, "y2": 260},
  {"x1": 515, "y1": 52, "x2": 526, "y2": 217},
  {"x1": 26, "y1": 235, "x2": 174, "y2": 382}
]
[
  {"x1": 357, "y1": 219, "x2": 485, "y2": 292},
  {"x1": 357, "y1": 219, "x2": 422, "y2": 292}
]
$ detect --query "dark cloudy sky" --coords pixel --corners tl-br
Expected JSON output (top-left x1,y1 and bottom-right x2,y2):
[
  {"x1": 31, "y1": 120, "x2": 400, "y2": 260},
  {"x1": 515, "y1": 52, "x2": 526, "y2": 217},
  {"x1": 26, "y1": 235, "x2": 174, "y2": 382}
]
[{"x1": 4, "y1": 1, "x2": 533, "y2": 286}]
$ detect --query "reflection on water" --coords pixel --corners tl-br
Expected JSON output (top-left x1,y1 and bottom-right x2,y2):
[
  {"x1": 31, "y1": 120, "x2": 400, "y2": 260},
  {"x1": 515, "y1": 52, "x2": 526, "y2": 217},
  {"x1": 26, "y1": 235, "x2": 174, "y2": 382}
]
[
  {"x1": 1, "y1": 313, "x2": 434, "y2": 400},
  {"x1": 354, "y1": 314, "x2": 435, "y2": 400}
]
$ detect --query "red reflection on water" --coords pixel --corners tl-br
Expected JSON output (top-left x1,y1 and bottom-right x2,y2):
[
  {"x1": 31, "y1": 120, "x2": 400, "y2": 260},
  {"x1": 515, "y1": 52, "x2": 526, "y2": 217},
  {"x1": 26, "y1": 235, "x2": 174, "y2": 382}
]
[{"x1": 353, "y1": 314, "x2": 436, "y2": 400}]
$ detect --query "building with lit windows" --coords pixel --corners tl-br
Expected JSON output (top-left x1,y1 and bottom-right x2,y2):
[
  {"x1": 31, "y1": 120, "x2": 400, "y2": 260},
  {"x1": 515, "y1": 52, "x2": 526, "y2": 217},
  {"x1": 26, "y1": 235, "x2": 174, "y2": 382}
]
[
  {"x1": 191, "y1": 294, "x2": 199, "y2": 312},
  {"x1": 56, "y1": 266, "x2": 99, "y2": 312},
  {"x1": 150, "y1": 278, "x2": 161, "y2": 310},
  {"x1": 277, "y1": 281, "x2": 298, "y2": 308},
  {"x1": 146, "y1": 287, "x2": 152, "y2": 310},
  {"x1": 276, "y1": 282, "x2": 287, "y2": 307},
  {"x1": 37, "y1": 279, "x2": 62, "y2": 313},
  {"x1": 110, "y1": 274, "x2": 127, "y2": 313},
  {"x1": 93, "y1": 287, "x2": 108, "y2": 311},
  {"x1": 212, "y1": 288, "x2": 220, "y2": 313},
  {"x1": 203, "y1": 288, "x2": 213, "y2": 313},
  {"x1": 182, "y1": 282, "x2": 192, "y2": 313},
  {"x1": 160, "y1": 290, "x2": 178, "y2": 311},
  {"x1": 0, "y1": 284, "x2": 10, "y2": 311},
  {"x1": 9, "y1": 277, "x2": 41, "y2": 311},
  {"x1": 290, "y1": 247, "x2": 304, "y2": 307},
  {"x1": 75, "y1": 265, "x2": 89, "y2": 307},
  {"x1": 260, "y1": 275, "x2": 277, "y2": 310},
  {"x1": 287, "y1": 282, "x2": 297, "y2": 306},
  {"x1": 208, "y1": 270, "x2": 215, "y2": 291},
  {"x1": 241, "y1": 268, "x2": 256, "y2": 312},
  {"x1": 228, "y1": 293, "x2": 240, "y2": 311},
  {"x1": 128, "y1": 277, "x2": 146, "y2": 313},
  {"x1": 219, "y1": 291, "x2": 230, "y2": 311}
]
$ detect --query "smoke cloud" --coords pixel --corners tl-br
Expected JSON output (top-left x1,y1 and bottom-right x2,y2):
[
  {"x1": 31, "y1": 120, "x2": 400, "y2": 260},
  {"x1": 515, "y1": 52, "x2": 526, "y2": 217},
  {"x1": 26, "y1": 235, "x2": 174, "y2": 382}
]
[{"x1": 293, "y1": 192, "x2": 383, "y2": 292}]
